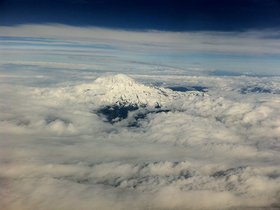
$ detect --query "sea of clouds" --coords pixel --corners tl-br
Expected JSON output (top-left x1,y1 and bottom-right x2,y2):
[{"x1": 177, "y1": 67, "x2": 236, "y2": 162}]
[
  {"x1": 1, "y1": 72, "x2": 280, "y2": 210},
  {"x1": 0, "y1": 25, "x2": 280, "y2": 210}
]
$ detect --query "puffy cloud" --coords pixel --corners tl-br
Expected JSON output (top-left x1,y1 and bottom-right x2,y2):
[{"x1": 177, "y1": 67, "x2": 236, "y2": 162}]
[{"x1": 0, "y1": 72, "x2": 280, "y2": 210}]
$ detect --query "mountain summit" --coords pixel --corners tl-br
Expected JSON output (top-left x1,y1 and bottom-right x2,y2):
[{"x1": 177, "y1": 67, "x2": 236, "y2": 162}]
[
  {"x1": 94, "y1": 74, "x2": 136, "y2": 86},
  {"x1": 83, "y1": 74, "x2": 179, "y2": 107}
]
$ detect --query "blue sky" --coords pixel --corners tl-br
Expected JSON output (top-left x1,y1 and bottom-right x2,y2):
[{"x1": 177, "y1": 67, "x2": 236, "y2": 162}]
[
  {"x1": 1, "y1": 0, "x2": 280, "y2": 31},
  {"x1": 0, "y1": 1, "x2": 280, "y2": 75}
]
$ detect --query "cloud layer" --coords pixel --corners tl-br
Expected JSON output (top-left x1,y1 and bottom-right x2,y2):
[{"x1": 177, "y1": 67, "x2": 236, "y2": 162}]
[
  {"x1": 1, "y1": 25, "x2": 280, "y2": 75},
  {"x1": 0, "y1": 71, "x2": 280, "y2": 210}
]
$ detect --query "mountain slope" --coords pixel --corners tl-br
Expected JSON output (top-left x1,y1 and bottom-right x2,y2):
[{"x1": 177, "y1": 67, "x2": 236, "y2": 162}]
[{"x1": 77, "y1": 74, "x2": 186, "y2": 107}]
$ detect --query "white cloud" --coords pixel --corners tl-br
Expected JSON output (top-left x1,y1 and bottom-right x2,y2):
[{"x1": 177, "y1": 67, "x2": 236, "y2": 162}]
[
  {"x1": 1, "y1": 24, "x2": 280, "y2": 55},
  {"x1": 0, "y1": 72, "x2": 280, "y2": 210},
  {"x1": 2, "y1": 24, "x2": 280, "y2": 75}
]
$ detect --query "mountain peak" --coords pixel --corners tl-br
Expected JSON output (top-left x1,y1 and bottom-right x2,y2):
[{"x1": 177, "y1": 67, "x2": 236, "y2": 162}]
[
  {"x1": 86, "y1": 74, "x2": 177, "y2": 107},
  {"x1": 94, "y1": 74, "x2": 136, "y2": 87},
  {"x1": 36, "y1": 74, "x2": 204, "y2": 116}
]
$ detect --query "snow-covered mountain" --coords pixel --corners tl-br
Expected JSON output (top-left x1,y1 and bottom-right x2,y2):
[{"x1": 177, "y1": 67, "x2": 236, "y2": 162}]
[
  {"x1": 75, "y1": 74, "x2": 197, "y2": 108},
  {"x1": 35, "y1": 74, "x2": 203, "y2": 122},
  {"x1": 35, "y1": 73, "x2": 206, "y2": 112},
  {"x1": 83, "y1": 74, "x2": 172, "y2": 107}
]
